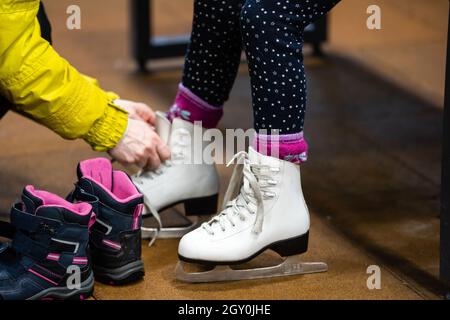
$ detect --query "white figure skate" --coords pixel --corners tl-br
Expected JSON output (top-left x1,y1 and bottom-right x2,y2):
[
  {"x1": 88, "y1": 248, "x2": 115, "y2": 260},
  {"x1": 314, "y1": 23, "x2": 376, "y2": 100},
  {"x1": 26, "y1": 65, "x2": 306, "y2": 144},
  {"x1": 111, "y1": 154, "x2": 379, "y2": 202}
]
[
  {"x1": 132, "y1": 112, "x2": 220, "y2": 243},
  {"x1": 176, "y1": 147, "x2": 327, "y2": 282}
]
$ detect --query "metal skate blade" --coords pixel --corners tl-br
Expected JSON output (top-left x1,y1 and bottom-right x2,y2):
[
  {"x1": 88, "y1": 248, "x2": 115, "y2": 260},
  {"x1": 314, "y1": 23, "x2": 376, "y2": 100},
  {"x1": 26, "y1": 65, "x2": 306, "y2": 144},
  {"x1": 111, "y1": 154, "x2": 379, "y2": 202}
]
[
  {"x1": 142, "y1": 206, "x2": 204, "y2": 240},
  {"x1": 142, "y1": 218, "x2": 201, "y2": 239},
  {"x1": 175, "y1": 256, "x2": 328, "y2": 283}
]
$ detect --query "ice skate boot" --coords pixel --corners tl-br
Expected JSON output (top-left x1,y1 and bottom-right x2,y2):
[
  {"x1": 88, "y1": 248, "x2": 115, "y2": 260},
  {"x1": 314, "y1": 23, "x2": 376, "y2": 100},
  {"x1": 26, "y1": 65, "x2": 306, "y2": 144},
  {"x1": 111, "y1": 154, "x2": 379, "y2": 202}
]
[
  {"x1": 132, "y1": 112, "x2": 219, "y2": 241},
  {"x1": 176, "y1": 147, "x2": 327, "y2": 283},
  {"x1": 0, "y1": 186, "x2": 95, "y2": 300},
  {"x1": 69, "y1": 158, "x2": 145, "y2": 285}
]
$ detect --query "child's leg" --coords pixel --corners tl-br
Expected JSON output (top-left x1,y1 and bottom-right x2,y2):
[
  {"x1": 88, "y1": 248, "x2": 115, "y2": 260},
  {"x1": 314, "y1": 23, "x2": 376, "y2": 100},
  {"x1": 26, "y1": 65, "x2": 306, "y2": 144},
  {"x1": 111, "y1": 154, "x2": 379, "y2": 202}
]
[
  {"x1": 169, "y1": 0, "x2": 246, "y2": 128},
  {"x1": 241, "y1": 0, "x2": 340, "y2": 162}
]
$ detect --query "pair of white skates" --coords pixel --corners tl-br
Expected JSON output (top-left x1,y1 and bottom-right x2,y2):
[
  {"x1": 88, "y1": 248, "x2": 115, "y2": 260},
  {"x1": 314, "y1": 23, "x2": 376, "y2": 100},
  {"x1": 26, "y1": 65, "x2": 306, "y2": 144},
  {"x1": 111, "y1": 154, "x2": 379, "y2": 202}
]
[{"x1": 132, "y1": 113, "x2": 327, "y2": 283}]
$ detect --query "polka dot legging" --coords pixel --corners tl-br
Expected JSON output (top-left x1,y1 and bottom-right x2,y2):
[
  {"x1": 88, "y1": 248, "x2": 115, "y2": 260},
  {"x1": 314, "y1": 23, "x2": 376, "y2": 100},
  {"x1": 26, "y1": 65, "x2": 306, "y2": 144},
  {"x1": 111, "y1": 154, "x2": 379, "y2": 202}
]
[{"x1": 182, "y1": 0, "x2": 340, "y2": 134}]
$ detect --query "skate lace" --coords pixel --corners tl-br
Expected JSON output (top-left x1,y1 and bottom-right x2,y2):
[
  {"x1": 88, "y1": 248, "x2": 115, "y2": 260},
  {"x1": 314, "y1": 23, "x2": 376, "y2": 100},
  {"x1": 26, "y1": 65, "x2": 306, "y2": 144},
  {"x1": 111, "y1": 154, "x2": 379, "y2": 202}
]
[
  {"x1": 202, "y1": 151, "x2": 278, "y2": 235},
  {"x1": 141, "y1": 194, "x2": 162, "y2": 247},
  {"x1": 133, "y1": 128, "x2": 190, "y2": 246}
]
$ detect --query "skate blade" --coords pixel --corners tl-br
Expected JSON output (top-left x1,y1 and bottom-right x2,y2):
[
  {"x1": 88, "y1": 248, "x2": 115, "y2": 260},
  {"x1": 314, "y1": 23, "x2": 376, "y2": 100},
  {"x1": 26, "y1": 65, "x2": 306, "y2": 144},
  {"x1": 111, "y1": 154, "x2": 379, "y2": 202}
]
[
  {"x1": 175, "y1": 256, "x2": 328, "y2": 283},
  {"x1": 142, "y1": 207, "x2": 206, "y2": 239},
  {"x1": 142, "y1": 218, "x2": 201, "y2": 239}
]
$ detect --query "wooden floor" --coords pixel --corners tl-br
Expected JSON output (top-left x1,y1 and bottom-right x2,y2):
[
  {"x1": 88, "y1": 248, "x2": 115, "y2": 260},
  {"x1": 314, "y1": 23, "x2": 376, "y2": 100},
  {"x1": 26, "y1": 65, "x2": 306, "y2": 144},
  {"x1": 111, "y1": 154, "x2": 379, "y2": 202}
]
[{"x1": 0, "y1": 0, "x2": 448, "y2": 299}]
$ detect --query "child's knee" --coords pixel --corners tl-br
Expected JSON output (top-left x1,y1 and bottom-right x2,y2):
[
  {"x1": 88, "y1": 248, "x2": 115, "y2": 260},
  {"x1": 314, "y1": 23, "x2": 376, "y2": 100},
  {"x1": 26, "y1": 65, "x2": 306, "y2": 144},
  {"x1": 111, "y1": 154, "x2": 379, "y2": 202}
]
[
  {"x1": 240, "y1": 0, "x2": 305, "y2": 36},
  {"x1": 240, "y1": 1, "x2": 265, "y2": 33}
]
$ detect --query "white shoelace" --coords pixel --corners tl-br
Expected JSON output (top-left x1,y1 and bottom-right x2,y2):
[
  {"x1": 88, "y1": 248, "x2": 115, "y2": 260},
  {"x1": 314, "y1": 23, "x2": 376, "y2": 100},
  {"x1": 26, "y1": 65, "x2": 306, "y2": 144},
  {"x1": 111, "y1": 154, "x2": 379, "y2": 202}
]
[
  {"x1": 133, "y1": 128, "x2": 190, "y2": 246},
  {"x1": 202, "y1": 151, "x2": 278, "y2": 236},
  {"x1": 133, "y1": 162, "x2": 171, "y2": 247},
  {"x1": 140, "y1": 197, "x2": 162, "y2": 247}
]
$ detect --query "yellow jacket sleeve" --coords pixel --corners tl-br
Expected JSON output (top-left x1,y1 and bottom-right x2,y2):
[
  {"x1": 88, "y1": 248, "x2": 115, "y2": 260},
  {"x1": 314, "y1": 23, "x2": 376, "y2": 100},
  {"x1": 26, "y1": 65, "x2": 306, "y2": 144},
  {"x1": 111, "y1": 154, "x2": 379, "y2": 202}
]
[{"x1": 0, "y1": 0, "x2": 128, "y2": 151}]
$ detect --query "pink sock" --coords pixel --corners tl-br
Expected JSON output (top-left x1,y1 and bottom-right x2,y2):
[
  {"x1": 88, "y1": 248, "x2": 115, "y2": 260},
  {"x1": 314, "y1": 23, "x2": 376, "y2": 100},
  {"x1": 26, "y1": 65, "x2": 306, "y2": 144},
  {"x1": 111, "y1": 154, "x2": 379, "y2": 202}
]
[
  {"x1": 253, "y1": 132, "x2": 308, "y2": 164},
  {"x1": 167, "y1": 83, "x2": 223, "y2": 128}
]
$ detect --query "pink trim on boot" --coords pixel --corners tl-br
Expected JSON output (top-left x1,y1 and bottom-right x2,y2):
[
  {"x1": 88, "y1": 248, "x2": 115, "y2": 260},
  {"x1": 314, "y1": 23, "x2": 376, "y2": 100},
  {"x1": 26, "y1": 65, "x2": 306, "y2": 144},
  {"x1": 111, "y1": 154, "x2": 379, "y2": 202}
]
[
  {"x1": 25, "y1": 186, "x2": 92, "y2": 216},
  {"x1": 88, "y1": 212, "x2": 96, "y2": 232},
  {"x1": 72, "y1": 257, "x2": 88, "y2": 265},
  {"x1": 132, "y1": 204, "x2": 143, "y2": 230},
  {"x1": 78, "y1": 158, "x2": 142, "y2": 203},
  {"x1": 167, "y1": 83, "x2": 223, "y2": 128},
  {"x1": 46, "y1": 253, "x2": 61, "y2": 261},
  {"x1": 253, "y1": 132, "x2": 309, "y2": 164}
]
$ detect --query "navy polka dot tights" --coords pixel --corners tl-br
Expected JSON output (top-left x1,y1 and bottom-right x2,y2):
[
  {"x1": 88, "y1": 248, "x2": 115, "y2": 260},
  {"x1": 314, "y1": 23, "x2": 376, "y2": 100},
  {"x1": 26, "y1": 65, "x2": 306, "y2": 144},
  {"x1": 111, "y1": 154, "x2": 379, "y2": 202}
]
[{"x1": 181, "y1": 0, "x2": 339, "y2": 134}]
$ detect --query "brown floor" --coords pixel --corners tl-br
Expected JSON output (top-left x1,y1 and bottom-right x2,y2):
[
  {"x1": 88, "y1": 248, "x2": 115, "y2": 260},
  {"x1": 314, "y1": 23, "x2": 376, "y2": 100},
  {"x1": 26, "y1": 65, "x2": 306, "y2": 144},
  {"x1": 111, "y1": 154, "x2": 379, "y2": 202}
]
[
  {"x1": 329, "y1": 0, "x2": 448, "y2": 108},
  {"x1": 0, "y1": 0, "x2": 448, "y2": 299},
  {"x1": 94, "y1": 215, "x2": 424, "y2": 300}
]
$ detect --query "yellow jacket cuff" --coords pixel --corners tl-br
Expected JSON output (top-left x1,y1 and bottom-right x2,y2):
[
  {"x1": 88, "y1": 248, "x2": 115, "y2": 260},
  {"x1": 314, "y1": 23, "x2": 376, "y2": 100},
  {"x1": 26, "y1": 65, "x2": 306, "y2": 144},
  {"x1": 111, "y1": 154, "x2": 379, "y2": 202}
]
[{"x1": 83, "y1": 102, "x2": 129, "y2": 152}]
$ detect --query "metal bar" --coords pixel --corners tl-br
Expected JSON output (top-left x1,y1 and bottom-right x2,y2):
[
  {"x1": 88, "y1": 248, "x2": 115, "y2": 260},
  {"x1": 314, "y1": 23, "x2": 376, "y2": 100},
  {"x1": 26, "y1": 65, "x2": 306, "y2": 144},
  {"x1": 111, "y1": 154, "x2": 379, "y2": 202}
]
[
  {"x1": 440, "y1": 3, "x2": 450, "y2": 291},
  {"x1": 130, "y1": 0, "x2": 151, "y2": 71},
  {"x1": 304, "y1": 16, "x2": 328, "y2": 56},
  {"x1": 147, "y1": 35, "x2": 189, "y2": 59}
]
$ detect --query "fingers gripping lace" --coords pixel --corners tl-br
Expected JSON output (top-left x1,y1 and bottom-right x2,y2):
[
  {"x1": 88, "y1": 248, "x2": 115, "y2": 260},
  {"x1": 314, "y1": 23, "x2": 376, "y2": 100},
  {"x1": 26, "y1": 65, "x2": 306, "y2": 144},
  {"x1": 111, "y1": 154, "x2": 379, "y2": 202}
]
[
  {"x1": 133, "y1": 127, "x2": 190, "y2": 183},
  {"x1": 134, "y1": 160, "x2": 173, "y2": 182}
]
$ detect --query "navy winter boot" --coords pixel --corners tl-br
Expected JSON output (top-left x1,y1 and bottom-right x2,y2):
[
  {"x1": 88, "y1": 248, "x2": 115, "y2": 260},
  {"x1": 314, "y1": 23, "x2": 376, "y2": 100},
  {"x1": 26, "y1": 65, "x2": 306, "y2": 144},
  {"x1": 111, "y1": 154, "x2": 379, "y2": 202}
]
[
  {"x1": 68, "y1": 158, "x2": 145, "y2": 285},
  {"x1": 0, "y1": 186, "x2": 95, "y2": 300}
]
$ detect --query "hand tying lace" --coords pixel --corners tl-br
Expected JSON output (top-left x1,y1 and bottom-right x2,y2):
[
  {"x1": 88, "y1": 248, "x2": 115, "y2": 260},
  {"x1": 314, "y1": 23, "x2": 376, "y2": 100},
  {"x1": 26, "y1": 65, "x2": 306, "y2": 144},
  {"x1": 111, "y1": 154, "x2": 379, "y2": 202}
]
[
  {"x1": 202, "y1": 151, "x2": 279, "y2": 235},
  {"x1": 133, "y1": 128, "x2": 190, "y2": 182}
]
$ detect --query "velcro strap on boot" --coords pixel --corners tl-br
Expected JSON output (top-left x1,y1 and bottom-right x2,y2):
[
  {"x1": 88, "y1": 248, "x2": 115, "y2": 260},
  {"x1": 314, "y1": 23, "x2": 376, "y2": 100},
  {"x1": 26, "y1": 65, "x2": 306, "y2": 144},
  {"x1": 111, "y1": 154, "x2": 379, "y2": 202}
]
[
  {"x1": 10, "y1": 208, "x2": 43, "y2": 233},
  {"x1": 11, "y1": 232, "x2": 49, "y2": 261}
]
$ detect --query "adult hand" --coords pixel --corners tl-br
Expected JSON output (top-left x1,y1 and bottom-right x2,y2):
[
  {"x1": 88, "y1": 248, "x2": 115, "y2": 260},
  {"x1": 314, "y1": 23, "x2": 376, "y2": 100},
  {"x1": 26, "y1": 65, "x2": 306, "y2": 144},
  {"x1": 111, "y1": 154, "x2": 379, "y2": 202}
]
[
  {"x1": 114, "y1": 99, "x2": 156, "y2": 126},
  {"x1": 108, "y1": 118, "x2": 170, "y2": 170}
]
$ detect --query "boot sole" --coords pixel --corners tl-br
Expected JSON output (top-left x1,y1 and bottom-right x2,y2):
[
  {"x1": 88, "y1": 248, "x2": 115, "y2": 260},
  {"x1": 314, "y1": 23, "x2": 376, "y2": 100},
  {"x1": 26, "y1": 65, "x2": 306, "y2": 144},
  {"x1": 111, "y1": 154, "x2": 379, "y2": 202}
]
[
  {"x1": 27, "y1": 271, "x2": 94, "y2": 300},
  {"x1": 93, "y1": 260, "x2": 145, "y2": 285},
  {"x1": 179, "y1": 231, "x2": 309, "y2": 266}
]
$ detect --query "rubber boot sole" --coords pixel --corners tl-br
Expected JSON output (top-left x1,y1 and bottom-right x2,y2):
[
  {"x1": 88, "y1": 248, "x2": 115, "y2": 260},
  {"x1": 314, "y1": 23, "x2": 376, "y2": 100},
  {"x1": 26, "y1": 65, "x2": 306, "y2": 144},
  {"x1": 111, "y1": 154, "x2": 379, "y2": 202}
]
[
  {"x1": 28, "y1": 271, "x2": 94, "y2": 300},
  {"x1": 93, "y1": 260, "x2": 145, "y2": 285}
]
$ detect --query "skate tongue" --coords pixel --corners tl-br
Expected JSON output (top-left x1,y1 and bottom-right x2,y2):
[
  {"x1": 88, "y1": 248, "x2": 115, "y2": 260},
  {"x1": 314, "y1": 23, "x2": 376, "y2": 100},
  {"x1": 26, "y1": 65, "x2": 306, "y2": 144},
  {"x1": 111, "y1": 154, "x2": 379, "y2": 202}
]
[
  {"x1": 77, "y1": 157, "x2": 113, "y2": 191},
  {"x1": 156, "y1": 111, "x2": 171, "y2": 145},
  {"x1": 248, "y1": 146, "x2": 280, "y2": 167},
  {"x1": 248, "y1": 146, "x2": 261, "y2": 165},
  {"x1": 21, "y1": 185, "x2": 44, "y2": 214}
]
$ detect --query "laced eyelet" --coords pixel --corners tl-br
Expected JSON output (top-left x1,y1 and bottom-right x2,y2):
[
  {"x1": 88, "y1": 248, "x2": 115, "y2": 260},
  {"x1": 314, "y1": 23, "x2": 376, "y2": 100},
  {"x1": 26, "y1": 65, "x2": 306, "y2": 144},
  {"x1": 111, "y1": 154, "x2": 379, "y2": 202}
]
[{"x1": 264, "y1": 192, "x2": 276, "y2": 199}]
